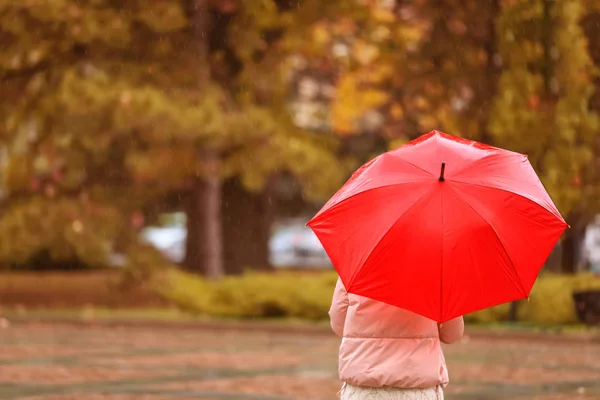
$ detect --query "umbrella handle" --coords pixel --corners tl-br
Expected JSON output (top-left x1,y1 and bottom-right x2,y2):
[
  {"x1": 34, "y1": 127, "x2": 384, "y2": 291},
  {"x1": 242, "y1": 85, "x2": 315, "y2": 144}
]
[{"x1": 439, "y1": 162, "x2": 446, "y2": 182}]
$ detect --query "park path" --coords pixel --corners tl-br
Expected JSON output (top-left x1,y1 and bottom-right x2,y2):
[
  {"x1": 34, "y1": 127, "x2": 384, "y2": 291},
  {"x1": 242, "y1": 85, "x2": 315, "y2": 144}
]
[{"x1": 1, "y1": 322, "x2": 600, "y2": 399}]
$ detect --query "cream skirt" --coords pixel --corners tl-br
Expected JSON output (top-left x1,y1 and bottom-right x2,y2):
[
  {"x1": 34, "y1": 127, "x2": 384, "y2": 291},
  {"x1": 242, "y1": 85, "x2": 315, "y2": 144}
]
[{"x1": 339, "y1": 383, "x2": 443, "y2": 400}]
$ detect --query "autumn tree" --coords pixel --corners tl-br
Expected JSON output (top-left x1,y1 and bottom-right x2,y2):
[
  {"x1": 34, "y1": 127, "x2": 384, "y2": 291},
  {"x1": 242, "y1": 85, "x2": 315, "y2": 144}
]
[
  {"x1": 0, "y1": 0, "x2": 347, "y2": 273},
  {"x1": 489, "y1": 0, "x2": 599, "y2": 273},
  {"x1": 383, "y1": 0, "x2": 501, "y2": 144}
]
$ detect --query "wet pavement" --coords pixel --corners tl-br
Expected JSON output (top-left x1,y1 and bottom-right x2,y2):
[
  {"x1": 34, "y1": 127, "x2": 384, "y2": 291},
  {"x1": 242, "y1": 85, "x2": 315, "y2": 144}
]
[{"x1": 1, "y1": 323, "x2": 600, "y2": 399}]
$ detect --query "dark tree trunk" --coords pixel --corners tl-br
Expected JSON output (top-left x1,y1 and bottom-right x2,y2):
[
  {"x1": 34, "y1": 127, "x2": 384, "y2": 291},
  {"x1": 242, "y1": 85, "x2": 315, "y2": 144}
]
[
  {"x1": 561, "y1": 231, "x2": 577, "y2": 274},
  {"x1": 222, "y1": 178, "x2": 275, "y2": 274},
  {"x1": 541, "y1": 0, "x2": 553, "y2": 95},
  {"x1": 480, "y1": 0, "x2": 500, "y2": 145},
  {"x1": 561, "y1": 225, "x2": 585, "y2": 274},
  {"x1": 183, "y1": 0, "x2": 225, "y2": 278},
  {"x1": 184, "y1": 187, "x2": 201, "y2": 271},
  {"x1": 508, "y1": 301, "x2": 519, "y2": 322},
  {"x1": 184, "y1": 149, "x2": 224, "y2": 278}
]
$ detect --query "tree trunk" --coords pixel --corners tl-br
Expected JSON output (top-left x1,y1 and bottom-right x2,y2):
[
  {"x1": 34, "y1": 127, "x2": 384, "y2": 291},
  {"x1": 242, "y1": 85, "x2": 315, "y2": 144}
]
[
  {"x1": 184, "y1": 187, "x2": 201, "y2": 271},
  {"x1": 222, "y1": 178, "x2": 274, "y2": 274},
  {"x1": 541, "y1": 0, "x2": 553, "y2": 95},
  {"x1": 185, "y1": 149, "x2": 224, "y2": 278},
  {"x1": 184, "y1": 0, "x2": 225, "y2": 278},
  {"x1": 561, "y1": 226, "x2": 585, "y2": 274},
  {"x1": 508, "y1": 301, "x2": 519, "y2": 322},
  {"x1": 480, "y1": 0, "x2": 500, "y2": 145},
  {"x1": 561, "y1": 230, "x2": 577, "y2": 274}
]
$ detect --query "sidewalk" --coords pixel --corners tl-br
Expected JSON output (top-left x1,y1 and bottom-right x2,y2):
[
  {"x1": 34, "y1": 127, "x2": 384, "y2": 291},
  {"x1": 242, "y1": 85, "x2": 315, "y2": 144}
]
[{"x1": 4, "y1": 320, "x2": 600, "y2": 399}]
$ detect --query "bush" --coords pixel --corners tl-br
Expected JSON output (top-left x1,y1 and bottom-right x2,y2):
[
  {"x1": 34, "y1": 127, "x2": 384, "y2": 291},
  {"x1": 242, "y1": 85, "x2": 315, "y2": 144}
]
[
  {"x1": 464, "y1": 304, "x2": 511, "y2": 324},
  {"x1": 157, "y1": 269, "x2": 600, "y2": 325},
  {"x1": 517, "y1": 273, "x2": 600, "y2": 325},
  {"x1": 157, "y1": 269, "x2": 338, "y2": 320}
]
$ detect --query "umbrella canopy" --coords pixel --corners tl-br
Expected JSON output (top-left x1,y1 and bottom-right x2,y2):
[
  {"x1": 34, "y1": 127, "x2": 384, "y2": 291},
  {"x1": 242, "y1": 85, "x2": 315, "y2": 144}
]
[{"x1": 308, "y1": 131, "x2": 567, "y2": 323}]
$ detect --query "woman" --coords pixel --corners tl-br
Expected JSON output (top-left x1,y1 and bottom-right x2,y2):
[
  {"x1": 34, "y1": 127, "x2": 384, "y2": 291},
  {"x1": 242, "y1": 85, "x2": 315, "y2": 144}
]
[{"x1": 330, "y1": 277, "x2": 464, "y2": 400}]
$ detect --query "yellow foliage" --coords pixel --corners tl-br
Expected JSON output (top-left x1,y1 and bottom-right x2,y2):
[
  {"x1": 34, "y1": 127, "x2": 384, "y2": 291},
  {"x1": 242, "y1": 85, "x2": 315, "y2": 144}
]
[
  {"x1": 365, "y1": 64, "x2": 394, "y2": 83},
  {"x1": 414, "y1": 96, "x2": 430, "y2": 110},
  {"x1": 312, "y1": 24, "x2": 331, "y2": 46},
  {"x1": 352, "y1": 40, "x2": 380, "y2": 65},
  {"x1": 418, "y1": 115, "x2": 438, "y2": 131},
  {"x1": 371, "y1": 8, "x2": 396, "y2": 23},
  {"x1": 396, "y1": 25, "x2": 426, "y2": 46},
  {"x1": 157, "y1": 269, "x2": 338, "y2": 320},
  {"x1": 331, "y1": 72, "x2": 389, "y2": 134},
  {"x1": 388, "y1": 137, "x2": 410, "y2": 150},
  {"x1": 518, "y1": 273, "x2": 600, "y2": 325},
  {"x1": 465, "y1": 304, "x2": 511, "y2": 324}
]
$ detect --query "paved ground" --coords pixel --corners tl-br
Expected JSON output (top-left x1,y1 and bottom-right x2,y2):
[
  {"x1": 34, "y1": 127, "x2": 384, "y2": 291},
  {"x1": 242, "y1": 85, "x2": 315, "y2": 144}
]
[{"x1": 1, "y1": 323, "x2": 600, "y2": 400}]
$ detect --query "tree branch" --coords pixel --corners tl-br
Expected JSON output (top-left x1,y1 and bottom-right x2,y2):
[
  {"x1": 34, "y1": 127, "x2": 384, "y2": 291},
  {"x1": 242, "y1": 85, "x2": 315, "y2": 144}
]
[{"x1": 0, "y1": 61, "x2": 50, "y2": 82}]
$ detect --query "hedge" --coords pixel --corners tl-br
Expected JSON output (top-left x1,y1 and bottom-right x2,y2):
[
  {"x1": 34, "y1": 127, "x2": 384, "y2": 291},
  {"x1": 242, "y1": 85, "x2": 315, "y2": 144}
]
[
  {"x1": 157, "y1": 269, "x2": 600, "y2": 325},
  {"x1": 157, "y1": 269, "x2": 337, "y2": 320}
]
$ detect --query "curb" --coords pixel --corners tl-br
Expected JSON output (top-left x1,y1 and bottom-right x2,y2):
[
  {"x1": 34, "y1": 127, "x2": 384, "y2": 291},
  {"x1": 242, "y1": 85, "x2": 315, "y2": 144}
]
[{"x1": 3, "y1": 315, "x2": 600, "y2": 344}]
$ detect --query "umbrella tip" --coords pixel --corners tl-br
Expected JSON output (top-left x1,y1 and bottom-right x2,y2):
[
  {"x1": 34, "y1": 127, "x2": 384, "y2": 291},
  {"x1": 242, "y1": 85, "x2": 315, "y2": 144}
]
[{"x1": 438, "y1": 162, "x2": 446, "y2": 182}]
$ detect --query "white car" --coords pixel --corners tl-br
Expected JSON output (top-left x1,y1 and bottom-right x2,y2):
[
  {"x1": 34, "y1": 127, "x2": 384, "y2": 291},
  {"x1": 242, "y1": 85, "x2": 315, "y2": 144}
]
[
  {"x1": 269, "y1": 224, "x2": 332, "y2": 268},
  {"x1": 140, "y1": 226, "x2": 186, "y2": 264},
  {"x1": 140, "y1": 219, "x2": 332, "y2": 269}
]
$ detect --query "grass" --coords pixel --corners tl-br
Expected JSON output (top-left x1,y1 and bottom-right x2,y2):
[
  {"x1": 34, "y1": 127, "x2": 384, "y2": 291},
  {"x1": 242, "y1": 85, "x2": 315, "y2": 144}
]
[
  {"x1": 2, "y1": 306, "x2": 597, "y2": 339},
  {"x1": 466, "y1": 320, "x2": 600, "y2": 335},
  {"x1": 1, "y1": 306, "x2": 193, "y2": 321},
  {"x1": 0, "y1": 306, "x2": 333, "y2": 332}
]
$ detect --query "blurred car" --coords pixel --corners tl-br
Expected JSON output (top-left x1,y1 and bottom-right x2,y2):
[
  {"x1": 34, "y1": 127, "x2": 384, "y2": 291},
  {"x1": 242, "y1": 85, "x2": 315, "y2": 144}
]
[
  {"x1": 269, "y1": 224, "x2": 332, "y2": 268},
  {"x1": 140, "y1": 225, "x2": 186, "y2": 264},
  {"x1": 140, "y1": 219, "x2": 332, "y2": 269}
]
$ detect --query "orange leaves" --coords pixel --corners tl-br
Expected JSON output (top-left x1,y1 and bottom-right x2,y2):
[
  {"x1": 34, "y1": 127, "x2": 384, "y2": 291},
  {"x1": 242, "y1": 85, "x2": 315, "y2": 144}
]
[
  {"x1": 209, "y1": 0, "x2": 239, "y2": 14},
  {"x1": 389, "y1": 103, "x2": 404, "y2": 119},
  {"x1": 527, "y1": 95, "x2": 540, "y2": 111}
]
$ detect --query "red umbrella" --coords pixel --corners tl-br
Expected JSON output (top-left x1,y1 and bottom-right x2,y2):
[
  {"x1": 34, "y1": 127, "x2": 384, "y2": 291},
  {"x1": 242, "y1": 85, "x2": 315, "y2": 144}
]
[{"x1": 307, "y1": 131, "x2": 567, "y2": 323}]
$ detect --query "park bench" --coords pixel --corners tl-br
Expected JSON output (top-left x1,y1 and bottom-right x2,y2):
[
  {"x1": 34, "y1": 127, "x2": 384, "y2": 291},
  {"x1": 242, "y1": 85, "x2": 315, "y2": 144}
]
[{"x1": 573, "y1": 289, "x2": 600, "y2": 326}]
